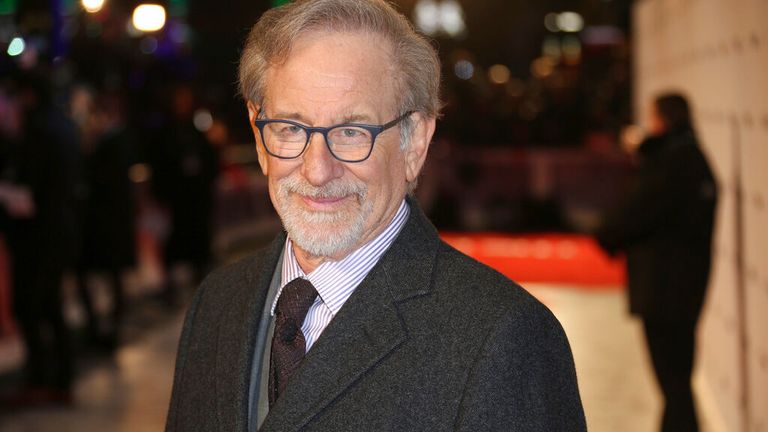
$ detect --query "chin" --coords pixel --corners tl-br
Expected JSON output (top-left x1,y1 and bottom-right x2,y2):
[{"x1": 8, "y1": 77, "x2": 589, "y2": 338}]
[
  {"x1": 282, "y1": 212, "x2": 363, "y2": 258},
  {"x1": 279, "y1": 200, "x2": 372, "y2": 258},
  {"x1": 273, "y1": 174, "x2": 373, "y2": 258}
]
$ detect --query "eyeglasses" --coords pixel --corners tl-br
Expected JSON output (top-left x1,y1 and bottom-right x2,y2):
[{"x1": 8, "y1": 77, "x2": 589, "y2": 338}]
[{"x1": 254, "y1": 111, "x2": 412, "y2": 163}]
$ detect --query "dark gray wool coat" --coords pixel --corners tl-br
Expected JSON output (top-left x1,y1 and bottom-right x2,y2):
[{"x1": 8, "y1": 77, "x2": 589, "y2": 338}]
[{"x1": 166, "y1": 198, "x2": 586, "y2": 431}]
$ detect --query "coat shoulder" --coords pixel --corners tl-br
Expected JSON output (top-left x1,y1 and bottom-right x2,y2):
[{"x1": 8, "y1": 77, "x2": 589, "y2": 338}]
[
  {"x1": 195, "y1": 239, "x2": 281, "y2": 306},
  {"x1": 433, "y1": 241, "x2": 557, "y2": 323},
  {"x1": 425, "y1": 241, "x2": 585, "y2": 430}
]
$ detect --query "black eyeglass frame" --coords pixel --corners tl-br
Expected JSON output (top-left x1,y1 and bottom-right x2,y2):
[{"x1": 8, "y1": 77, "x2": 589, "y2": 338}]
[{"x1": 253, "y1": 111, "x2": 413, "y2": 163}]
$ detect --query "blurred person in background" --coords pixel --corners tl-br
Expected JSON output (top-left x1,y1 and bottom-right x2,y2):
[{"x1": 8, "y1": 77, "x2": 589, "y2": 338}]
[
  {"x1": 596, "y1": 93, "x2": 718, "y2": 432},
  {"x1": 0, "y1": 84, "x2": 23, "y2": 235},
  {"x1": 0, "y1": 71, "x2": 82, "y2": 407},
  {"x1": 0, "y1": 85, "x2": 22, "y2": 339},
  {"x1": 71, "y1": 85, "x2": 137, "y2": 352},
  {"x1": 153, "y1": 84, "x2": 219, "y2": 306}
]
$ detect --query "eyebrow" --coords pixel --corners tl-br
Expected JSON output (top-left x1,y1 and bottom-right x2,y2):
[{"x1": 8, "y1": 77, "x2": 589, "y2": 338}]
[{"x1": 268, "y1": 110, "x2": 376, "y2": 125}]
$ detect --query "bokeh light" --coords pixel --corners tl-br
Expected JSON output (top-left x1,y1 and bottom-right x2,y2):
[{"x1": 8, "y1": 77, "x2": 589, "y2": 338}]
[
  {"x1": 621, "y1": 125, "x2": 644, "y2": 153},
  {"x1": 544, "y1": 13, "x2": 560, "y2": 32},
  {"x1": 193, "y1": 109, "x2": 214, "y2": 132},
  {"x1": 7, "y1": 37, "x2": 24, "y2": 57},
  {"x1": 81, "y1": 0, "x2": 105, "y2": 14},
  {"x1": 530, "y1": 57, "x2": 556, "y2": 79},
  {"x1": 440, "y1": 0, "x2": 466, "y2": 37},
  {"x1": 413, "y1": 0, "x2": 440, "y2": 36},
  {"x1": 454, "y1": 60, "x2": 474, "y2": 80},
  {"x1": 132, "y1": 4, "x2": 166, "y2": 33},
  {"x1": 557, "y1": 12, "x2": 584, "y2": 33},
  {"x1": 488, "y1": 64, "x2": 511, "y2": 85},
  {"x1": 413, "y1": 0, "x2": 466, "y2": 38},
  {"x1": 128, "y1": 163, "x2": 152, "y2": 183}
]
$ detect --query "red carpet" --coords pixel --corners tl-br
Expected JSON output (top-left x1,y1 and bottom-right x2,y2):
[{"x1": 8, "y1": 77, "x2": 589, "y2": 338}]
[{"x1": 439, "y1": 233, "x2": 625, "y2": 288}]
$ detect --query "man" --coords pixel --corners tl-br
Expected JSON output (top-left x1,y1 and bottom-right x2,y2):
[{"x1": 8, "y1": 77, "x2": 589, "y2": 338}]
[
  {"x1": 597, "y1": 93, "x2": 717, "y2": 432},
  {"x1": 166, "y1": 1, "x2": 585, "y2": 431}
]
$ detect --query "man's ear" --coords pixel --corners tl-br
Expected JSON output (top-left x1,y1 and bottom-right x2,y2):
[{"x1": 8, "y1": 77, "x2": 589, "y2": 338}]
[
  {"x1": 404, "y1": 112, "x2": 436, "y2": 184},
  {"x1": 247, "y1": 101, "x2": 269, "y2": 176}
]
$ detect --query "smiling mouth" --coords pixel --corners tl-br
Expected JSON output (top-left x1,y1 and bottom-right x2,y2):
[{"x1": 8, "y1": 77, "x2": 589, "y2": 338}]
[{"x1": 299, "y1": 194, "x2": 352, "y2": 211}]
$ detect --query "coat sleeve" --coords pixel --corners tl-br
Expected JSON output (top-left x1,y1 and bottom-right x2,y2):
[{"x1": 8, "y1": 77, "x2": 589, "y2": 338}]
[
  {"x1": 454, "y1": 304, "x2": 587, "y2": 432},
  {"x1": 165, "y1": 280, "x2": 209, "y2": 432}
]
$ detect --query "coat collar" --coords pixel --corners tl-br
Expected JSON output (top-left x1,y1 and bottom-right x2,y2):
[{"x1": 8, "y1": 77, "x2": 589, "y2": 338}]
[
  {"x1": 259, "y1": 196, "x2": 441, "y2": 432},
  {"x1": 213, "y1": 232, "x2": 286, "y2": 432}
]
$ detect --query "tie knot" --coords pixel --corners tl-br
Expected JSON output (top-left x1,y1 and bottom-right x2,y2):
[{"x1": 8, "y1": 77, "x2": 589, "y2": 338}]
[{"x1": 276, "y1": 278, "x2": 318, "y2": 324}]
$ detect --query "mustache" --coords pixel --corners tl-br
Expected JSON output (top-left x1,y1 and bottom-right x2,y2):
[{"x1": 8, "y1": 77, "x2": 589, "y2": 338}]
[{"x1": 279, "y1": 175, "x2": 367, "y2": 200}]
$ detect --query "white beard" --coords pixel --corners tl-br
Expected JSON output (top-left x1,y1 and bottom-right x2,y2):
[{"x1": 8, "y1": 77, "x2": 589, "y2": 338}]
[{"x1": 274, "y1": 173, "x2": 372, "y2": 258}]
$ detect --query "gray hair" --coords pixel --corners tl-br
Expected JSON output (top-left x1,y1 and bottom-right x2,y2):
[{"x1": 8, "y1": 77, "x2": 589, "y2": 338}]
[{"x1": 238, "y1": 0, "x2": 442, "y2": 150}]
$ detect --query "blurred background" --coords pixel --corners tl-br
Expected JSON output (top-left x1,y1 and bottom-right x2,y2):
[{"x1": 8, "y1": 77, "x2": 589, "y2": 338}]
[{"x1": 0, "y1": 0, "x2": 766, "y2": 431}]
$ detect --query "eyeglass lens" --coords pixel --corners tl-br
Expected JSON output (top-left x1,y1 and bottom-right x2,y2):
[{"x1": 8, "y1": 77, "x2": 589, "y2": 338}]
[{"x1": 262, "y1": 122, "x2": 374, "y2": 161}]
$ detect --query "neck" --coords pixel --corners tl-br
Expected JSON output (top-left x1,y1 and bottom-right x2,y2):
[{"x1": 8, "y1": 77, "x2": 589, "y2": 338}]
[{"x1": 292, "y1": 247, "x2": 339, "y2": 274}]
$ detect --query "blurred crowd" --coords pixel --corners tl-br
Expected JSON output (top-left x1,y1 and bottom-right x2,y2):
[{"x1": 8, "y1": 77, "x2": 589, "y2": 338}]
[
  {"x1": 0, "y1": 68, "x2": 220, "y2": 407},
  {"x1": 0, "y1": 48, "x2": 634, "y2": 405},
  {"x1": 0, "y1": 1, "x2": 635, "y2": 409}
]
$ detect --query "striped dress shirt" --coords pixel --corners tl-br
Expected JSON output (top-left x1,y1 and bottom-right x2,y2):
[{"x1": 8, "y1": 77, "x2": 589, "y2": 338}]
[{"x1": 271, "y1": 199, "x2": 410, "y2": 352}]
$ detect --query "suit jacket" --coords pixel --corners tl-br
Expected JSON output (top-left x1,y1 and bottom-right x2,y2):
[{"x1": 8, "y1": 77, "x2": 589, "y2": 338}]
[
  {"x1": 596, "y1": 130, "x2": 717, "y2": 322},
  {"x1": 166, "y1": 200, "x2": 586, "y2": 431}
]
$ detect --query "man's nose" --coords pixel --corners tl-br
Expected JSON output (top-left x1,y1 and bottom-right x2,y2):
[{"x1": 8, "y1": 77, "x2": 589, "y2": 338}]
[{"x1": 300, "y1": 132, "x2": 344, "y2": 186}]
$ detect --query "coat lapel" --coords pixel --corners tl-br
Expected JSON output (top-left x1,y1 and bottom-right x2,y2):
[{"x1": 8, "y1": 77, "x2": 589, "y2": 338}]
[
  {"x1": 260, "y1": 199, "x2": 441, "y2": 432},
  {"x1": 215, "y1": 234, "x2": 286, "y2": 432}
]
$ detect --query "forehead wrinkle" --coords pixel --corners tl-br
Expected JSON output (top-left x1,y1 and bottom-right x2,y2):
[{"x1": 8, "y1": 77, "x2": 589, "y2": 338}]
[
  {"x1": 263, "y1": 31, "x2": 399, "y2": 124},
  {"x1": 270, "y1": 89, "x2": 374, "y2": 123},
  {"x1": 267, "y1": 75, "x2": 383, "y2": 125}
]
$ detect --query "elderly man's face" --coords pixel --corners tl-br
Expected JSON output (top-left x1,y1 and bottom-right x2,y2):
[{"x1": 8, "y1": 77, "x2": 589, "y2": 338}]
[{"x1": 248, "y1": 31, "x2": 433, "y2": 264}]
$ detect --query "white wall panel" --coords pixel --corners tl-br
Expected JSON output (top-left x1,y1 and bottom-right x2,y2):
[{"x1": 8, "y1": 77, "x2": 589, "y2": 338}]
[{"x1": 634, "y1": 0, "x2": 768, "y2": 430}]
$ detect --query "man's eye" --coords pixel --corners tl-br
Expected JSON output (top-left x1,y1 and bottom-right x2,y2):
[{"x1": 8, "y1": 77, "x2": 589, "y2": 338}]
[
  {"x1": 340, "y1": 128, "x2": 362, "y2": 138},
  {"x1": 281, "y1": 125, "x2": 303, "y2": 134}
]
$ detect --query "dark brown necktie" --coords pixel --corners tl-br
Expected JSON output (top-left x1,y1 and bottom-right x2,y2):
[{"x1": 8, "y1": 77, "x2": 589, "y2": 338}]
[{"x1": 268, "y1": 278, "x2": 318, "y2": 407}]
